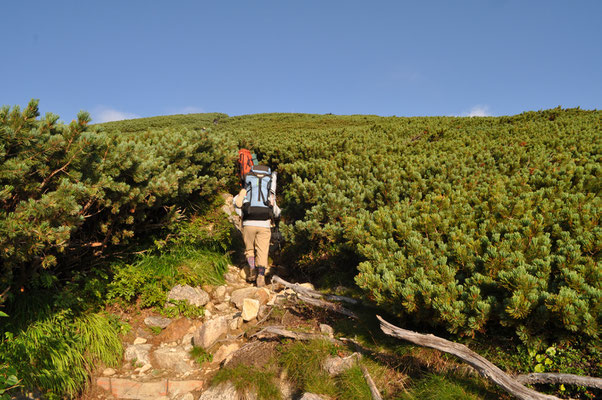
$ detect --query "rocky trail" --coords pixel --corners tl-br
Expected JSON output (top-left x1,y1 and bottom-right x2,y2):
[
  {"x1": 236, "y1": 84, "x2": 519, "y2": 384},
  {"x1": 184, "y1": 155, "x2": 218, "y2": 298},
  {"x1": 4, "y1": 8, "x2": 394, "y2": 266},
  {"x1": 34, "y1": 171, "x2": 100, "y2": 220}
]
[{"x1": 86, "y1": 197, "x2": 352, "y2": 400}]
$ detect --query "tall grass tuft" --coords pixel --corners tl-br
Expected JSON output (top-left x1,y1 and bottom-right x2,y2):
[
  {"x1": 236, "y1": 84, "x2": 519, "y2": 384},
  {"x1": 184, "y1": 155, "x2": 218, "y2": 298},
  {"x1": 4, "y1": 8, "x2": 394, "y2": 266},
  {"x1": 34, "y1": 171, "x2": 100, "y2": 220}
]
[
  {"x1": 278, "y1": 339, "x2": 338, "y2": 396},
  {"x1": 0, "y1": 311, "x2": 122, "y2": 399}
]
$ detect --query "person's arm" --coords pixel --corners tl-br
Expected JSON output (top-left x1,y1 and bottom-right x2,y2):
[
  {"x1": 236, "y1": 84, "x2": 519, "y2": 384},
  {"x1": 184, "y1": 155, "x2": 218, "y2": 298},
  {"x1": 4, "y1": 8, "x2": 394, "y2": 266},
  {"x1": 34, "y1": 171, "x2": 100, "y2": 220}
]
[
  {"x1": 272, "y1": 203, "x2": 281, "y2": 219},
  {"x1": 233, "y1": 192, "x2": 244, "y2": 217}
]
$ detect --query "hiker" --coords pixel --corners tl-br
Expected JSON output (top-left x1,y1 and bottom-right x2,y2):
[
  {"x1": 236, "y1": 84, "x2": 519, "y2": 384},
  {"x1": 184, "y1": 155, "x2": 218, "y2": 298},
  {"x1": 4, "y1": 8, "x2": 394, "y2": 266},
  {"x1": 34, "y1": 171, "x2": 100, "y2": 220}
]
[{"x1": 233, "y1": 164, "x2": 280, "y2": 287}]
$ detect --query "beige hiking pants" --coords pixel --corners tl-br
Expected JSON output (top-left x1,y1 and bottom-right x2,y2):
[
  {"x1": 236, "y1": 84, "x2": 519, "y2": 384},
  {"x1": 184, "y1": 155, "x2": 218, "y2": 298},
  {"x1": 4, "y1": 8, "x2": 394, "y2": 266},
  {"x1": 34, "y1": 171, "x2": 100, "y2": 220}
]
[{"x1": 243, "y1": 225, "x2": 271, "y2": 267}]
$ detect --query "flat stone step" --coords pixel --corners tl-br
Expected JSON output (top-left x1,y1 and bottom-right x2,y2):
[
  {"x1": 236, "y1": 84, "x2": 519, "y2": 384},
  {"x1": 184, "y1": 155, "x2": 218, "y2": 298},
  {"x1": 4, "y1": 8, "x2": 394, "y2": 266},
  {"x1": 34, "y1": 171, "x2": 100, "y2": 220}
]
[{"x1": 97, "y1": 377, "x2": 204, "y2": 399}]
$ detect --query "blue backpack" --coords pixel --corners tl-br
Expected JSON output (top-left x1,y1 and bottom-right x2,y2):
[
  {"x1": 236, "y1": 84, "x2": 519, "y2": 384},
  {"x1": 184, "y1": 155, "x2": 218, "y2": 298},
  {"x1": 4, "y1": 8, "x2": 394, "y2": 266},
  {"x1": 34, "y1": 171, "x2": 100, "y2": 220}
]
[{"x1": 243, "y1": 165, "x2": 273, "y2": 220}]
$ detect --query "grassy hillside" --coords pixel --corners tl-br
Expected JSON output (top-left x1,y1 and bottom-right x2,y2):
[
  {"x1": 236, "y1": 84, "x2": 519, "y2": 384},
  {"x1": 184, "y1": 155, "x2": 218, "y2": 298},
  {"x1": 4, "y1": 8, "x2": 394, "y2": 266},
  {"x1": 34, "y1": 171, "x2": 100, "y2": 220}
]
[{"x1": 1, "y1": 104, "x2": 599, "y2": 399}]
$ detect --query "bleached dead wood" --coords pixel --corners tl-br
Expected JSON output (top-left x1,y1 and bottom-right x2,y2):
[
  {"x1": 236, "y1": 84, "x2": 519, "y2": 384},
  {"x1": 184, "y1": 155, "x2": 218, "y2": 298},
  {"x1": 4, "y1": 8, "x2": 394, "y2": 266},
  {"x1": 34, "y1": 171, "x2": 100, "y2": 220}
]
[
  {"x1": 516, "y1": 373, "x2": 602, "y2": 390},
  {"x1": 271, "y1": 275, "x2": 359, "y2": 305},
  {"x1": 251, "y1": 325, "x2": 340, "y2": 343},
  {"x1": 377, "y1": 315, "x2": 560, "y2": 400},
  {"x1": 272, "y1": 275, "x2": 358, "y2": 319}
]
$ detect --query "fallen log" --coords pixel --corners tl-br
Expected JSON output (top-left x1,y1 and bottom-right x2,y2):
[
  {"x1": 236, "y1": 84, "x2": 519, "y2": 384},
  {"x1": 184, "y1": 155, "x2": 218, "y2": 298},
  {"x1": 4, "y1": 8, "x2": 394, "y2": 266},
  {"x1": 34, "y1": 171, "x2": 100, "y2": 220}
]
[
  {"x1": 296, "y1": 293, "x2": 358, "y2": 319},
  {"x1": 271, "y1": 275, "x2": 360, "y2": 305},
  {"x1": 376, "y1": 315, "x2": 560, "y2": 400},
  {"x1": 516, "y1": 373, "x2": 602, "y2": 390},
  {"x1": 251, "y1": 325, "x2": 340, "y2": 343},
  {"x1": 272, "y1": 275, "x2": 358, "y2": 319}
]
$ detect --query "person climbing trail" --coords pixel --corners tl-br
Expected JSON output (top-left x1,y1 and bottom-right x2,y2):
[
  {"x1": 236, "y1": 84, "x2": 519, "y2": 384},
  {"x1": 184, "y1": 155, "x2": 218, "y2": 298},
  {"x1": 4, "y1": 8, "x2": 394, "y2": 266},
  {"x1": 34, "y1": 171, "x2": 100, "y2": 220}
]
[{"x1": 233, "y1": 163, "x2": 280, "y2": 287}]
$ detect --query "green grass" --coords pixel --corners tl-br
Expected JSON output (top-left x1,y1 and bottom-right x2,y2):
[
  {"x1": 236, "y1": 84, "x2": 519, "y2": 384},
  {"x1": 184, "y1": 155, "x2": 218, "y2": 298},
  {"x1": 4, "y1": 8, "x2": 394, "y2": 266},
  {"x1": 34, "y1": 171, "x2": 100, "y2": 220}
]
[
  {"x1": 190, "y1": 346, "x2": 213, "y2": 364},
  {"x1": 278, "y1": 339, "x2": 339, "y2": 396},
  {"x1": 0, "y1": 311, "x2": 122, "y2": 399},
  {"x1": 106, "y1": 245, "x2": 229, "y2": 309},
  {"x1": 399, "y1": 374, "x2": 493, "y2": 400},
  {"x1": 212, "y1": 364, "x2": 281, "y2": 400}
]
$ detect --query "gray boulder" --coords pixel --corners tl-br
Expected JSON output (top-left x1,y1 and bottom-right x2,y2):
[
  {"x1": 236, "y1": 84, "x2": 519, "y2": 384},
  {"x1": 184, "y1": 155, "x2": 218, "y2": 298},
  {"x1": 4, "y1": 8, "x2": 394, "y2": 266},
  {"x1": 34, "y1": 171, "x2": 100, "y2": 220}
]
[
  {"x1": 193, "y1": 316, "x2": 228, "y2": 349},
  {"x1": 167, "y1": 284, "x2": 210, "y2": 307}
]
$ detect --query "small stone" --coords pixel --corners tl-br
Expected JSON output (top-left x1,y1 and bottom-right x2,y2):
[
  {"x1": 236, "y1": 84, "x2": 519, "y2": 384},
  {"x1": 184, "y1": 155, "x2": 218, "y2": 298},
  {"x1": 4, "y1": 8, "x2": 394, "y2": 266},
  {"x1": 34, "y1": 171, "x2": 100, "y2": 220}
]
[
  {"x1": 204, "y1": 309, "x2": 213, "y2": 319},
  {"x1": 102, "y1": 368, "x2": 116, "y2": 376},
  {"x1": 214, "y1": 285, "x2": 227, "y2": 300},
  {"x1": 144, "y1": 316, "x2": 173, "y2": 329},
  {"x1": 320, "y1": 324, "x2": 334, "y2": 338},
  {"x1": 242, "y1": 298, "x2": 260, "y2": 321},
  {"x1": 214, "y1": 302, "x2": 230, "y2": 312},
  {"x1": 133, "y1": 337, "x2": 147, "y2": 345}
]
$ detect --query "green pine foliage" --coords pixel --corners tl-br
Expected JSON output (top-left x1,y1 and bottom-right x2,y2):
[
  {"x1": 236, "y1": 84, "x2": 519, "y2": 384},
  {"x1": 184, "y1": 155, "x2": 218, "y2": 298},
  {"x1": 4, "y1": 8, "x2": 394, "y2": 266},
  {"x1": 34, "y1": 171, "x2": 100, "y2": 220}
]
[
  {"x1": 0, "y1": 100, "x2": 234, "y2": 300},
  {"x1": 214, "y1": 109, "x2": 601, "y2": 343}
]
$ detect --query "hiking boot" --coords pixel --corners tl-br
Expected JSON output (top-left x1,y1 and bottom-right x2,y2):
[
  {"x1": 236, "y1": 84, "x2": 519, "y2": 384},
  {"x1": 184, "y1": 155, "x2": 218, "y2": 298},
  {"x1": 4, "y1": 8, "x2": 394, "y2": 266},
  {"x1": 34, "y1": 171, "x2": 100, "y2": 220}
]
[
  {"x1": 256, "y1": 274, "x2": 265, "y2": 288},
  {"x1": 246, "y1": 267, "x2": 257, "y2": 283}
]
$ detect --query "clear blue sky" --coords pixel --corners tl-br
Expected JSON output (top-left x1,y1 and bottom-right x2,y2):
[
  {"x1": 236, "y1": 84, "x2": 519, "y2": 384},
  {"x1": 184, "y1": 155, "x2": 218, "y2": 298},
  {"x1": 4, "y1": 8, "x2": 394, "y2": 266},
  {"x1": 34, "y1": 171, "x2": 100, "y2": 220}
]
[{"x1": 1, "y1": 0, "x2": 600, "y2": 123}]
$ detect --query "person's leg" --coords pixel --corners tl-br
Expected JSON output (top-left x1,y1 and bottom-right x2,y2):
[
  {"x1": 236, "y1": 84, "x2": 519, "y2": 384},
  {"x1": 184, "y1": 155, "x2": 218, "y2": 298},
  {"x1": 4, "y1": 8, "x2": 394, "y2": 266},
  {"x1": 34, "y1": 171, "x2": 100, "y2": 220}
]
[
  {"x1": 243, "y1": 225, "x2": 258, "y2": 282},
  {"x1": 254, "y1": 227, "x2": 272, "y2": 287}
]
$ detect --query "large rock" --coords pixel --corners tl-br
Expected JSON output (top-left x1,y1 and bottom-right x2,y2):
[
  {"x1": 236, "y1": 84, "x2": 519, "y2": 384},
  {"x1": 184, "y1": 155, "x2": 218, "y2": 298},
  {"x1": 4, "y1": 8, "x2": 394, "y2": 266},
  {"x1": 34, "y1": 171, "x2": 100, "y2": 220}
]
[
  {"x1": 167, "y1": 284, "x2": 210, "y2": 307},
  {"x1": 144, "y1": 316, "x2": 173, "y2": 329},
  {"x1": 156, "y1": 318, "x2": 192, "y2": 343},
  {"x1": 213, "y1": 343, "x2": 240, "y2": 364},
  {"x1": 322, "y1": 353, "x2": 361, "y2": 376},
  {"x1": 153, "y1": 347, "x2": 192, "y2": 374},
  {"x1": 230, "y1": 287, "x2": 259, "y2": 309},
  {"x1": 199, "y1": 382, "x2": 257, "y2": 400},
  {"x1": 124, "y1": 343, "x2": 152, "y2": 366},
  {"x1": 242, "y1": 298, "x2": 260, "y2": 321},
  {"x1": 230, "y1": 287, "x2": 270, "y2": 308},
  {"x1": 193, "y1": 316, "x2": 228, "y2": 349}
]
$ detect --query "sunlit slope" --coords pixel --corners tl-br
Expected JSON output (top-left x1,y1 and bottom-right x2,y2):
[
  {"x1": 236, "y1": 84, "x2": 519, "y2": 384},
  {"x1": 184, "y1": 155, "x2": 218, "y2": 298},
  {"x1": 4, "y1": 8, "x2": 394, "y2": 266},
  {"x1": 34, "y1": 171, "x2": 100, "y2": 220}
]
[{"x1": 99, "y1": 108, "x2": 601, "y2": 342}]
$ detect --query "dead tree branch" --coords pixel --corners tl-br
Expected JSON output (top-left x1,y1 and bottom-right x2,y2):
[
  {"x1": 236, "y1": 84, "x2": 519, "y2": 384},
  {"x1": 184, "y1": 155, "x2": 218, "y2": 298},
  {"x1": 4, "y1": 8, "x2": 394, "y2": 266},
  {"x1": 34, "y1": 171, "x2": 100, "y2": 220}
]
[
  {"x1": 251, "y1": 325, "x2": 339, "y2": 344},
  {"x1": 360, "y1": 365, "x2": 383, "y2": 400},
  {"x1": 376, "y1": 315, "x2": 560, "y2": 400},
  {"x1": 516, "y1": 373, "x2": 602, "y2": 390},
  {"x1": 271, "y1": 275, "x2": 358, "y2": 319},
  {"x1": 271, "y1": 275, "x2": 359, "y2": 305}
]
